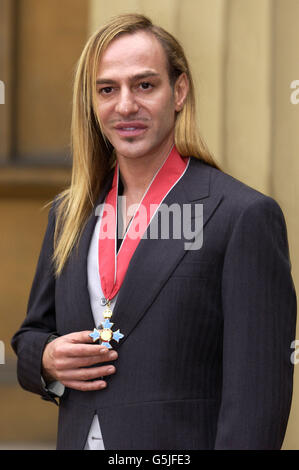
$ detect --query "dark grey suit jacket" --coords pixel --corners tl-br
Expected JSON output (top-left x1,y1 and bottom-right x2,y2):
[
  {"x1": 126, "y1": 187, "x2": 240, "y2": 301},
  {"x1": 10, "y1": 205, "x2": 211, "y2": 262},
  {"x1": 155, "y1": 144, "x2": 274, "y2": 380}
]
[{"x1": 11, "y1": 157, "x2": 297, "y2": 450}]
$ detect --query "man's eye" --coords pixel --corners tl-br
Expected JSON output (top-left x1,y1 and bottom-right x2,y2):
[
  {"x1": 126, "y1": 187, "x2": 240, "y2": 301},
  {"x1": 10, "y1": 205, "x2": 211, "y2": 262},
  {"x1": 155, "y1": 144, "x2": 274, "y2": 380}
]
[
  {"x1": 100, "y1": 87, "x2": 113, "y2": 94},
  {"x1": 139, "y1": 82, "x2": 152, "y2": 90}
]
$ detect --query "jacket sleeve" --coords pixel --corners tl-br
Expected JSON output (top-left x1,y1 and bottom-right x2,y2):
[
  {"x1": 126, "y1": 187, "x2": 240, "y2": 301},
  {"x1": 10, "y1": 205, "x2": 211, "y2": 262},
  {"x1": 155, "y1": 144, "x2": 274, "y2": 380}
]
[
  {"x1": 214, "y1": 196, "x2": 297, "y2": 449},
  {"x1": 11, "y1": 200, "x2": 59, "y2": 404}
]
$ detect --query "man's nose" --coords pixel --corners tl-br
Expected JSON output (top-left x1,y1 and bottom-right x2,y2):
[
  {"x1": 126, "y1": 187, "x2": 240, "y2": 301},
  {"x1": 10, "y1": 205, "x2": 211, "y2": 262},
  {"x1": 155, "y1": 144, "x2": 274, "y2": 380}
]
[{"x1": 115, "y1": 89, "x2": 139, "y2": 116}]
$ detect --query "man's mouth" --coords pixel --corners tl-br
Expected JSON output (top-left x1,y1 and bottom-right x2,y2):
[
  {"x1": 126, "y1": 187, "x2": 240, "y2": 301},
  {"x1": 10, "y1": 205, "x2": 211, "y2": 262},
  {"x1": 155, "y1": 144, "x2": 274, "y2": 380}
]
[{"x1": 114, "y1": 122, "x2": 148, "y2": 137}]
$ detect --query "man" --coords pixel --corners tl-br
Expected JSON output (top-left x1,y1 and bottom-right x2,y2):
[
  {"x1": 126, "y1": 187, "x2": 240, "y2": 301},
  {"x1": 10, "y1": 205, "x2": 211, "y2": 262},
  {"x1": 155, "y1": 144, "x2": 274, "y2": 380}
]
[{"x1": 12, "y1": 14, "x2": 296, "y2": 450}]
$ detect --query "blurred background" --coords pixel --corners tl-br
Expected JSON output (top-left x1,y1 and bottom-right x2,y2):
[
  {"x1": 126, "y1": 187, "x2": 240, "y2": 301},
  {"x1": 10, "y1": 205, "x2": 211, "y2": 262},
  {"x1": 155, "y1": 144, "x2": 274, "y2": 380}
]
[{"x1": 0, "y1": 0, "x2": 298, "y2": 449}]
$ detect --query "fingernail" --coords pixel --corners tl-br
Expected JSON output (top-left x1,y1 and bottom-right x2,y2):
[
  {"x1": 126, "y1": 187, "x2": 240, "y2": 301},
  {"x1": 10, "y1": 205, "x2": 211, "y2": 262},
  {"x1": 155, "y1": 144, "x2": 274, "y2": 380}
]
[{"x1": 107, "y1": 366, "x2": 115, "y2": 373}]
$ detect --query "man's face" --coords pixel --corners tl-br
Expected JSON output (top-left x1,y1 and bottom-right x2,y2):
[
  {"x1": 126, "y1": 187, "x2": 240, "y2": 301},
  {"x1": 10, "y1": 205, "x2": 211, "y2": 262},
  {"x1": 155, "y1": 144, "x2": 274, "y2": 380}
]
[{"x1": 95, "y1": 31, "x2": 187, "y2": 162}]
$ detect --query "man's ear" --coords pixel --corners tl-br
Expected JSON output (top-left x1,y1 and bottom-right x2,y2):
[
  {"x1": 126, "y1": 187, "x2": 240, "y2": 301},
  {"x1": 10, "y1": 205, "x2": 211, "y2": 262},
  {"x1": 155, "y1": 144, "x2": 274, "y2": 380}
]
[{"x1": 174, "y1": 73, "x2": 189, "y2": 112}]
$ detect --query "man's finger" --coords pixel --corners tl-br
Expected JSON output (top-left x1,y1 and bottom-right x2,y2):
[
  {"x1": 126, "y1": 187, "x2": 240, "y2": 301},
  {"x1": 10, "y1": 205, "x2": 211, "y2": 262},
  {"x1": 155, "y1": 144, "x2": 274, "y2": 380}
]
[
  {"x1": 60, "y1": 343, "x2": 115, "y2": 357},
  {"x1": 56, "y1": 353, "x2": 117, "y2": 369},
  {"x1": 57, "y1": 364, "x2": 116, "y2": 382},
  {"x1": 62, "y1": 379, "x2": 107, "y2": 392},
  {"x1": 66, "y1": 330, "x2": 103, "y2": 344}
]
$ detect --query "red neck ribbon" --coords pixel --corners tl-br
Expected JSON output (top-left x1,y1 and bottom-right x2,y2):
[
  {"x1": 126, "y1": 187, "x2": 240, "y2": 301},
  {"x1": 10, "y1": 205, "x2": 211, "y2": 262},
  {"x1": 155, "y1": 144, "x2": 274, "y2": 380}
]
[{"x1": 98, "y1": 146, "x2": 189, "y2": 301}]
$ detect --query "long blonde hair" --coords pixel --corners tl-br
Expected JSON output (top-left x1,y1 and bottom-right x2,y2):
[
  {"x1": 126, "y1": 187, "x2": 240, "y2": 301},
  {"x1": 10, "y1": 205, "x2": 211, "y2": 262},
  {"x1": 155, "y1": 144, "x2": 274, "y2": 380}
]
[{"x1": 52, "y1": 13, "x2": 219, "y2": 277}]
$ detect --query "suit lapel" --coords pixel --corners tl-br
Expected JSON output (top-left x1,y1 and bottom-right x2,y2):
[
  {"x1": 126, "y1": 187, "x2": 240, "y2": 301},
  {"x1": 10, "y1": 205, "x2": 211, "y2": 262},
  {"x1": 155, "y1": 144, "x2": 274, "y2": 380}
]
[{"x1": 111, "y1": 158, "x2": 223, "y2": 349}]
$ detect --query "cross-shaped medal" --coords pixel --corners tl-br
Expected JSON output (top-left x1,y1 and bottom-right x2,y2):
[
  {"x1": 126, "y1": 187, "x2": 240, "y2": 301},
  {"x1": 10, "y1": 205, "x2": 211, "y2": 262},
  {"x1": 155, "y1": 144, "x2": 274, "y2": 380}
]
[{"x1": 89, "y1": 301, "x2": 124, "y2": 348}]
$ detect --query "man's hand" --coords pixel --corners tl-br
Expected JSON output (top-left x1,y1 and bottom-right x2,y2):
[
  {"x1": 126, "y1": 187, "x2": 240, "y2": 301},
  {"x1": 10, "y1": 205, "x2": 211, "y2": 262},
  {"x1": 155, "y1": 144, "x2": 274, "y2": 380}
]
[{"x1": 42, "y1": 331, "x2": 118, "y2": 391}]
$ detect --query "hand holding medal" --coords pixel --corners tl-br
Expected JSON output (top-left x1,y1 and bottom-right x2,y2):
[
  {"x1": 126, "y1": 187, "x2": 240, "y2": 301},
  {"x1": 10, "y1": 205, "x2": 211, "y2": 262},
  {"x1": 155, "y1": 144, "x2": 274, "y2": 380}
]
[{"x1": 41, "y1": 330, "x2": 118, "y2": 391}]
